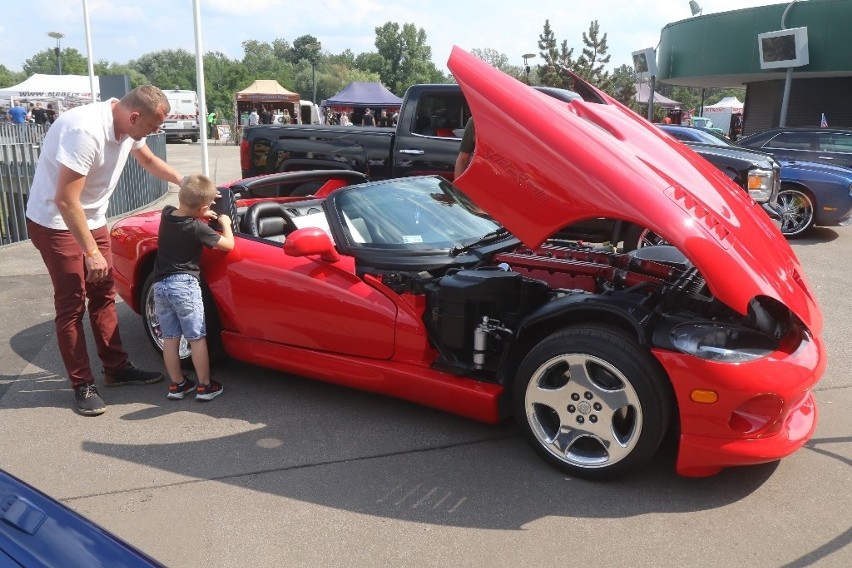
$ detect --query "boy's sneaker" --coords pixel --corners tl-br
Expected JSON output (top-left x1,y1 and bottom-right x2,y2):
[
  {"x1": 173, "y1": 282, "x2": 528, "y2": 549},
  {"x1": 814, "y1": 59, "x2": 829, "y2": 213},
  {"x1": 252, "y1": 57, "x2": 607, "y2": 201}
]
[
  {"x1": 196, "y1": 380, "x2": 223, "y2": 401},
  {"x1": 74, "y1": 384, "x2": 106, "y2": 416},
  {"x1": 104, "y1": 362, "x2": 164, "y2": 387},
  {"x1": 167, "y1": 378, "x2": 197, "y2": 400}
]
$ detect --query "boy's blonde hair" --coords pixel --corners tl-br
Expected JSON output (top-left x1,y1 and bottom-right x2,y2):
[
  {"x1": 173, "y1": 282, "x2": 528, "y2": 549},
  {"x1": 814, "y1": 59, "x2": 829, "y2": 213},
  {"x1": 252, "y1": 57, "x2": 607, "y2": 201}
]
[{"x1": 178, "y1": 174, "x2": 217, "y2": 209}]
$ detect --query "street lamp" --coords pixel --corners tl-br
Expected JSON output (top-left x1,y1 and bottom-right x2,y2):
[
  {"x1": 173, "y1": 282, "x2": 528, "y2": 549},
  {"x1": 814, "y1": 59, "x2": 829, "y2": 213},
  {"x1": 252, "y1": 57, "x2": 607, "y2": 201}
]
[
  {"x1": 305, "y1": 42, "x2": 322, "y2": 104},
  {"x1": 48, "y1": 31, "x2": 65, "y2": 75},
  {"x1": 522, "y1": 53, "x2": 536, "y2": 83}
]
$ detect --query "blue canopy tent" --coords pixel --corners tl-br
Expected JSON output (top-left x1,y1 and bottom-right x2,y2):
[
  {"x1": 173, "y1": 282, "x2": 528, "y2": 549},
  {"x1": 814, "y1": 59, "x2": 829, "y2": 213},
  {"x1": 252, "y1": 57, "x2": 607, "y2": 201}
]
[
  {"x1": 322, "y1": 82, "x2": 402, "y2": 124},
  {"x1": 322, "y1": 82, "x2": 402, "y2": 108}
]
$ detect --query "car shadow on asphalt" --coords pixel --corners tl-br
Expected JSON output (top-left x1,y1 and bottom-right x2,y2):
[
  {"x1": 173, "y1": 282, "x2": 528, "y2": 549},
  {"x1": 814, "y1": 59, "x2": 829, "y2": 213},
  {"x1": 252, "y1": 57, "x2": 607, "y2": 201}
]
[
  {"x1": 3, "y1": 313, "x2": 791, "y2": 531},
  {"x1": 790, "y1": 226, "x2": 841, "y2": 246}
]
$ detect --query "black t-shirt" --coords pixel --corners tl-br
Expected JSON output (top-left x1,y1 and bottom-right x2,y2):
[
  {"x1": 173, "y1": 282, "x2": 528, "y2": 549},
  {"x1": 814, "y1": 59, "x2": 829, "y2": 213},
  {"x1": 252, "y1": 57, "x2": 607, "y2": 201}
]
[
  {"x1": 153, "y1": 205, "x2": 222, "y2": 282},
  {"x1": 32, "y1": 108, "x2": 48, "y2": 125},
  {"x1": 260, "y1": 110, "x2": 273, "y2": 124},
  {"x1": 362, "y1": 113, "x2": 375, "y2": 126}
]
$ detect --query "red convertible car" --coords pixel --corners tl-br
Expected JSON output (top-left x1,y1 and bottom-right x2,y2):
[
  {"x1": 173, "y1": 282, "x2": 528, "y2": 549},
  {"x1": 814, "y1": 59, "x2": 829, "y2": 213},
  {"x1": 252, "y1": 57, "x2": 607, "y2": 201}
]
[{"x1": 110, "y1": 49, "x2": 824, "y2": 480}]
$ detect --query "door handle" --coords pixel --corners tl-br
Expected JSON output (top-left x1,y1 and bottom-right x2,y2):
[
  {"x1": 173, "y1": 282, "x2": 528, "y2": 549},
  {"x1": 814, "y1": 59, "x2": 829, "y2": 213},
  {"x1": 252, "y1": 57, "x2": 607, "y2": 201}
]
[
  {"x1": 817, "y1": 156, "x2": 834, "y2": 160},
  {"x1": 399, "y1": 149, "x2": 425, "y2": 155}
]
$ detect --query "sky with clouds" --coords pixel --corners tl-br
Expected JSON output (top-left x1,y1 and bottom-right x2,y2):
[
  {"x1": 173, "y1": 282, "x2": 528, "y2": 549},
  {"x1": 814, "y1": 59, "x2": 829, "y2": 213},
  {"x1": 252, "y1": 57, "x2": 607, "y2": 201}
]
[{"x1": 0, "y1": 0, "x2": 782, "y2": 80}]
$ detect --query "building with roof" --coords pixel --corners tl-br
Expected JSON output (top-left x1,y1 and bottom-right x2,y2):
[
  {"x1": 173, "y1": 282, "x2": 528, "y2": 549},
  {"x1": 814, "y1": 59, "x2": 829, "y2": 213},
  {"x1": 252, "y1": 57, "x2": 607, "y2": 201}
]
[{"x1": 657, "y1": 0, "x2": 852, "y2": 135}]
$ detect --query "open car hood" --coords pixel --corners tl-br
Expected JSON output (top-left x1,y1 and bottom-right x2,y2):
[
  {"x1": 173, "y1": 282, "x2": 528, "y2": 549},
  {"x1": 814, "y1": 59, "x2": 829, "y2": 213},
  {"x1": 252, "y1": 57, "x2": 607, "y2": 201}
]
[{"x1": 448, "y1": 47, "x2": 821, "y2": 330}]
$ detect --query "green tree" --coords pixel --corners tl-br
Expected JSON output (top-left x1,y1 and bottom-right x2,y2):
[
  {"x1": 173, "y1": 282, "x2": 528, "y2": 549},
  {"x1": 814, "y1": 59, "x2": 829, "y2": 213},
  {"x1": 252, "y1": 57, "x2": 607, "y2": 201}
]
[
  {"x1": 129, "y1": 49, "x2": 196, "y2": 90},
  {"x1": 574, "y1": 20, "x2": 611, "y2": 89},
  {"x1": 203, "y1": 51, "x2": 250, "y2": 120},
  {"x1": 371, "y1": 22, "x2": 446, "y2": 95},
  {"x1": 92, "y1": 61, "x2": 149, "y2": 88},
  {"x1": 470, "y1": 48, "x2": 525, "y2": 82},
  {"x1": 0, "y1": 64, "x2": 25, "y2": 88},
  {"x1": 290, "y1": 35, "x2": 322, "y2": 65},
  {"x1": 537, "y1": 20, "x2": 574, "y2": 88},
  {"x1": 606, "y1": 64, "x2": 638, "y2": 109},
  {"x1": 23, "y1": 48, "x2": 89, "y2": 76}
]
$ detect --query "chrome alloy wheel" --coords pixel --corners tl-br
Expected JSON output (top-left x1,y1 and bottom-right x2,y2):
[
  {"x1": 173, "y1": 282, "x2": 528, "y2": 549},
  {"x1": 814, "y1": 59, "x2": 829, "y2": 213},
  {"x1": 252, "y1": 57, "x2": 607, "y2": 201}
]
[
  {"x1": 524, "y1": 353, "x2": 643, "y2": 468},
  {"x1": 777, "y1": 187, "x2": 815, "y2": 237}
]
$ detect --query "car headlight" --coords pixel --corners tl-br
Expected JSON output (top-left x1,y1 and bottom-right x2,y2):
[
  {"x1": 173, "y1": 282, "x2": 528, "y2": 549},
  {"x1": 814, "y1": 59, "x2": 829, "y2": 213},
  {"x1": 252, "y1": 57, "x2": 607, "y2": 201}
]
[
  {"x1": 747, "y1": 168, "x2": 774, "y2": 203},
  {"x1": 671, "y1": 323, "x2": 779, "y2": 363}
]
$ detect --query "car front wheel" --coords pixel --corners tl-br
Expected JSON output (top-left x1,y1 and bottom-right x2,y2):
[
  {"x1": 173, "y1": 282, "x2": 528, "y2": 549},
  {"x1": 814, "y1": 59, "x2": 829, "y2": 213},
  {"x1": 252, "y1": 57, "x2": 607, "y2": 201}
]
[
  {"x1": 622, "y1": 225, "x2": 668, "y2": 252},
  {"x1": 513, "y1": 325, "x2": 673, "y2": 479},
  {"x1": 777, "y1": 185, "x2": 815, "y2": 238}
]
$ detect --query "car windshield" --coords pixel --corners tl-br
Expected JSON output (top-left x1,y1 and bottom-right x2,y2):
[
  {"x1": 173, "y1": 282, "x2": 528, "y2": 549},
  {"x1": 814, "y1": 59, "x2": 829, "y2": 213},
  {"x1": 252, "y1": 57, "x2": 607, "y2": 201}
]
[{"x1": 331, "y1": 176, "x2": 501, "y2": 249}]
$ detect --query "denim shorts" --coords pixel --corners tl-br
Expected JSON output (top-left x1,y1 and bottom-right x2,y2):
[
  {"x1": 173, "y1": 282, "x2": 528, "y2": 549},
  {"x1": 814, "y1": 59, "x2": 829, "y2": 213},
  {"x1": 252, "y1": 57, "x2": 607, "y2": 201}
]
[{"x1": 153, "y1": 274, "x2": 206, "y2": 341}]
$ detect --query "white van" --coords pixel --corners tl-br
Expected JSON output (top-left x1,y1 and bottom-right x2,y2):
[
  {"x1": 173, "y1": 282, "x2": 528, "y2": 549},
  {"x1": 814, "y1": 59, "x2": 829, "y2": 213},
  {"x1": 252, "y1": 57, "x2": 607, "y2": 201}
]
[
  {"x1": 299, "y1": 100, "x2": 321, "y2": 125},
  {"x1": 161, "y1": 89, "x2": 200, "y2": 142}
]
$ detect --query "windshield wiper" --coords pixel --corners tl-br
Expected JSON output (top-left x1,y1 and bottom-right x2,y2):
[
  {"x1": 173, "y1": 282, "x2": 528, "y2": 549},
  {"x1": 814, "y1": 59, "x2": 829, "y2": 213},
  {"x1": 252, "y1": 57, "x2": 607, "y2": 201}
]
[{"x1": 450, "y1": 228, "x2": 511, "y2": 256}]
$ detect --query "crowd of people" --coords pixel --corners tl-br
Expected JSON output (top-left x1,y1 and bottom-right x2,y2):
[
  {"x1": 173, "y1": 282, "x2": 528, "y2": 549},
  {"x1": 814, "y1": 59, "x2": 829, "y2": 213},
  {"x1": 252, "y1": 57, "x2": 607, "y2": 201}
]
[
  {"x1": 325, "y1": 107, "x2": 398, "y2": 127},
  {"x1": 3, "y1": 101, "x2": 59, "y2": 126}
]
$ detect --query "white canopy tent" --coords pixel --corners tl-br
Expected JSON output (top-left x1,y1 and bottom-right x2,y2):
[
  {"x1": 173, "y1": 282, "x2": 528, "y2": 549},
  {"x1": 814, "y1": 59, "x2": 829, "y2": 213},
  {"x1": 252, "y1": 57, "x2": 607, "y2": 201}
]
[
  {"x1": 0, "y1": 73, "x2": 100, "y2": 109},
  {"x1": 702, "y1": 96, "x2": 743, "y2": 135}
]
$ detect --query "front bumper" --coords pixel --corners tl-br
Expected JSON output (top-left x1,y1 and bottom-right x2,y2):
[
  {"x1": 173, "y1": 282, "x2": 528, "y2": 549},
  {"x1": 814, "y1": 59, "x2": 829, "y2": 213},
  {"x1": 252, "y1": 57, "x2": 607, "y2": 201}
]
[{"x1": 652, "y1": 329, "x2": 825, "y2": 477}]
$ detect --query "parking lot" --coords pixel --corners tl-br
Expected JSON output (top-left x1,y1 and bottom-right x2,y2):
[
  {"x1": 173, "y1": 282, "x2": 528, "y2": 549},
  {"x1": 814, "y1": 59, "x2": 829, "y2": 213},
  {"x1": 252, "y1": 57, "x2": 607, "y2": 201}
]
[{"x1": 0, "y1": 141, "x2": 849, "y2": 567}]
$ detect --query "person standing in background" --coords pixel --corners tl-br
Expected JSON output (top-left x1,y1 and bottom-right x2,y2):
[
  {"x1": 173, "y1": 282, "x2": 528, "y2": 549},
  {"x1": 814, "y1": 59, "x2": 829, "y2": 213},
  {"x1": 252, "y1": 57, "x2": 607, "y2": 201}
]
[
  {"x1": 207, "y1": 110, "x2": 217, "y2": 138},
  {"x1": 454, "y1": 117, "x2": 475, "y2": 179}
]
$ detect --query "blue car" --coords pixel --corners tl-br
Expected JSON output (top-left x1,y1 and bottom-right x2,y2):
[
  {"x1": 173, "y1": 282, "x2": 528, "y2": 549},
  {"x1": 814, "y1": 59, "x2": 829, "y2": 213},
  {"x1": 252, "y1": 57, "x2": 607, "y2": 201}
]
[
  {"x1": 0, "y1": 469, "x2": 164, "y2": 567},
  {"x1": 660, "y1": 124, "x2": 852, "y2": 237}
]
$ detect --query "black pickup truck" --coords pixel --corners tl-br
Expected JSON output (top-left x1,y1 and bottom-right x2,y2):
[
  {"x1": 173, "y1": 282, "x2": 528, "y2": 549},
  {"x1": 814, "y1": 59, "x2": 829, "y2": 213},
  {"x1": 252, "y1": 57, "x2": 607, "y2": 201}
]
[
  {"x1": 240, "y1": 83, "x2": 780, "y2": 248},
  {"x1": 241, "y1": 84, "x2": 470, "y2": 181}
]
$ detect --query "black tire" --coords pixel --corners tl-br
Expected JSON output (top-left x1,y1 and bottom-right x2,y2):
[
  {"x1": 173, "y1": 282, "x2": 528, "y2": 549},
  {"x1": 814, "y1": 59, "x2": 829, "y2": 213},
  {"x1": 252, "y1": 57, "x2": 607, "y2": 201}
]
[
  {"x1": 777, "y1": 184, "x2": 815, "y2": 238},
  {"x1": 141, "y1": 272, "x2": 224, "y2": 368},
  {"x1": 512, "y1": 325, "x2": 673, "y2": 480},
  {"x1": 623, "y1": 224, "x2": 669, "y2": 252}
]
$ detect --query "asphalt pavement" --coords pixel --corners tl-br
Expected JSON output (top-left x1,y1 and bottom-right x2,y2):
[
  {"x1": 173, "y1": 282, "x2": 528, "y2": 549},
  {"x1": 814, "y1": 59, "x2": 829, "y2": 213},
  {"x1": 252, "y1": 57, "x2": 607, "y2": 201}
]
[{"x1": 0, "y1": 140, "x2": 849, "y2": 567}]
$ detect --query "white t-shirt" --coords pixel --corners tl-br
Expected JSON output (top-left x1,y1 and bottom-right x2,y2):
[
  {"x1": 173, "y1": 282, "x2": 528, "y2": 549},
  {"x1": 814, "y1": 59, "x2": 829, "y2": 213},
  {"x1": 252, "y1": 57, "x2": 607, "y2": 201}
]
[{"x1": 26, "y1": 99, "x2": 145, "y2": 230}]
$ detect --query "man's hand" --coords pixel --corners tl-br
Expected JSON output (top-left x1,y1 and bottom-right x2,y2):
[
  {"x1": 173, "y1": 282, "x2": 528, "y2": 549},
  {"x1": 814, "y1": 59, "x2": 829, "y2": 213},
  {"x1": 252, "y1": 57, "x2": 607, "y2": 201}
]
[{"x1": 84, "y1": 249, "x2": 109, "y2": 283}]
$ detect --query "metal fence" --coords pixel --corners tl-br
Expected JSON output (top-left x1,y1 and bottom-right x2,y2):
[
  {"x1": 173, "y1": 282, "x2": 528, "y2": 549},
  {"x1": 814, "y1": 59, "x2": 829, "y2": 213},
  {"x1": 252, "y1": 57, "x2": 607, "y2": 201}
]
[
  {"x1": 0, "y1": 131, "x2": 168, "y2": 246},
  {"x1": 0, "y1": 123, "x2": 47, "y2": 145}
]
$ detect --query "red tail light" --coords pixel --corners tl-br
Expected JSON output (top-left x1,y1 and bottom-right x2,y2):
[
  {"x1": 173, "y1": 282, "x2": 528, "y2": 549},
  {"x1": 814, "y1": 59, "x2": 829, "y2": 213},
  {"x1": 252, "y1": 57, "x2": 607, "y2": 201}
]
[{"x1": 240, "y1": 138, "x2": 250, "y2": 172}]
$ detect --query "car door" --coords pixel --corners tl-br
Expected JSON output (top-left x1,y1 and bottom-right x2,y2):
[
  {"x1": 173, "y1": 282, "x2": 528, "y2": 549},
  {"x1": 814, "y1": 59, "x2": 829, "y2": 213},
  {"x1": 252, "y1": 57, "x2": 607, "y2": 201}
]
[
  {"x1": 206, "y1": 234, "x2": 397, "y2": 360},
  {"x1": 392, "y1": 89, "x2": 469, "y2": 180}
]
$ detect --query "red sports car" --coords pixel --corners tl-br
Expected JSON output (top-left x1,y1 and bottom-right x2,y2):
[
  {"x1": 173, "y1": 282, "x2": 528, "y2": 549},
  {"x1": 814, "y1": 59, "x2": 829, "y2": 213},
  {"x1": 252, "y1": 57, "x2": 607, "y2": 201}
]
[{"x1": 110, "y1": 49, "x2": 824, "y2": 480}]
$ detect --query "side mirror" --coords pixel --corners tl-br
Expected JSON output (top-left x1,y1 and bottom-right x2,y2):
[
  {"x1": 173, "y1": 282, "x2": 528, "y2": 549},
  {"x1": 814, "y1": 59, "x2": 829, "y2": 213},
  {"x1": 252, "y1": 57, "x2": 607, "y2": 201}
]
[{"x1": 283, "y1": 227, "x2": 340, "y2": 262}]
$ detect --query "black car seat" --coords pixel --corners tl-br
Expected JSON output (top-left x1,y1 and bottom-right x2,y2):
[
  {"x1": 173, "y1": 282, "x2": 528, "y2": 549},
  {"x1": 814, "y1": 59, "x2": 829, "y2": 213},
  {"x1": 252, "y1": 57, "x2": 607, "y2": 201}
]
[{"x1": 245, "y1": 201, "x2": 297, "y2": 243}]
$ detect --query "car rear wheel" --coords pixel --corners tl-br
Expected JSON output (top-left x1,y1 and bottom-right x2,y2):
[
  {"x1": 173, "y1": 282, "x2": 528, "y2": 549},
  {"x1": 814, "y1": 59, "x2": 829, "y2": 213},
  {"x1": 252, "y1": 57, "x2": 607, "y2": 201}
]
[
  {"x1": 141, "y1": 272, "x2": 224, "y2": 368},
  {"x1": 512, "y1": 325, "x2": 672, "y2": 479},
  {"x1": 777, "y1": 184, "x2": 815, "y2": 238}
]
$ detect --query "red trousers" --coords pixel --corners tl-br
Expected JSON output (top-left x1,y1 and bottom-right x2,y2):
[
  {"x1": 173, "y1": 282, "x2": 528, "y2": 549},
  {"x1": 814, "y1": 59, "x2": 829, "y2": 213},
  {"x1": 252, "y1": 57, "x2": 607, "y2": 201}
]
[{"x1": 28, "y1": 220, "x2": 128, "y2": 388}]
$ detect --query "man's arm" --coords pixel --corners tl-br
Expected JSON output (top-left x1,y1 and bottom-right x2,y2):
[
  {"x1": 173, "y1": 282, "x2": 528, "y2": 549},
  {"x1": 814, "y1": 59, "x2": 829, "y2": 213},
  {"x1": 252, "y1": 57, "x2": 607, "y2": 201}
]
[
  {"x1": 131, "y1": 144, "x2": 182, "y2": 185},
  {"x1": 454, "y1": 151, "x2": 471, "y2": 179},
  {"x1": 54, "y1": 165, "x2": 109, "y2": 282}
]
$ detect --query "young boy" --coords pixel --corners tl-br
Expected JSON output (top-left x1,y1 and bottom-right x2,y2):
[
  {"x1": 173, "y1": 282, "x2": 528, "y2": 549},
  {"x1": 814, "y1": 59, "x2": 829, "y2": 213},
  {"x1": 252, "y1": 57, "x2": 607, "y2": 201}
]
[{"x1": 153, "y1": 174, "x2": 234, "y2": 401}]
